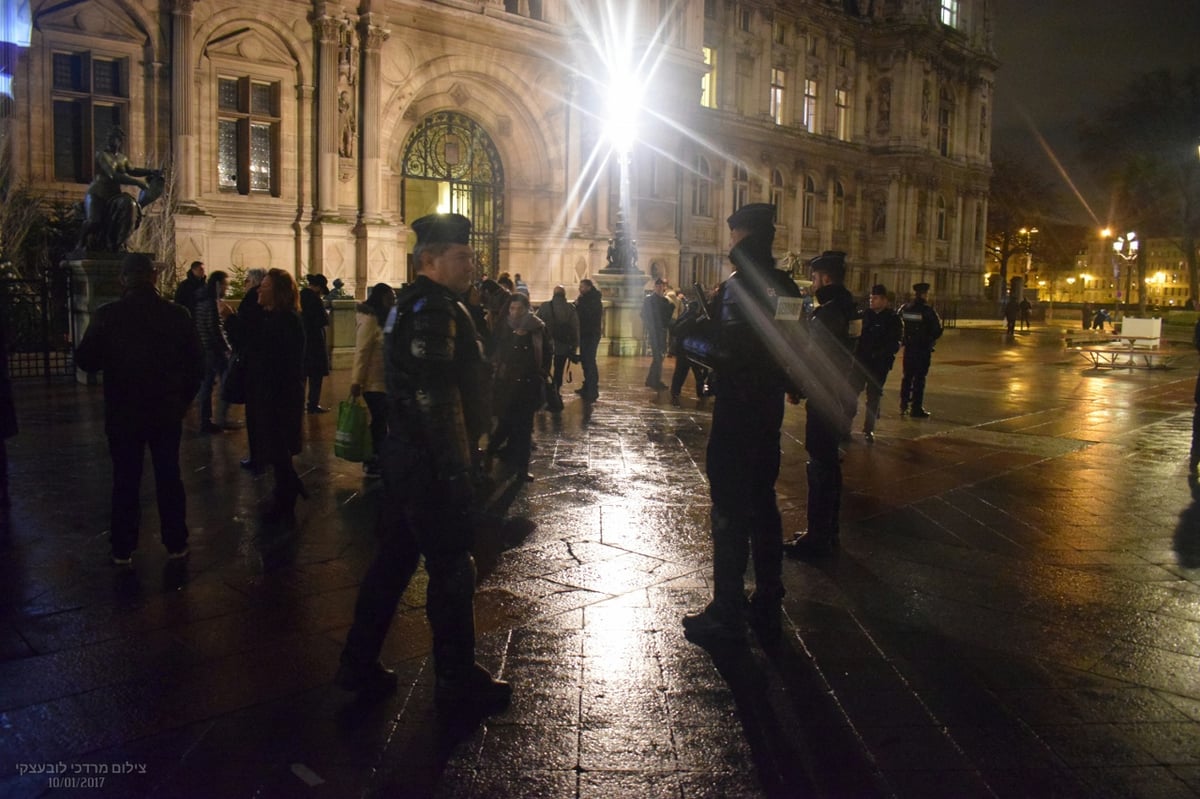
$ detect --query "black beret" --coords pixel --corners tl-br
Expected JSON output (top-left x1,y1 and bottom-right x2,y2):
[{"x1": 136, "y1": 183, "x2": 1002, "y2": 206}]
[
  {"x1": 726, "y1": 203, "x2": 776, "y2": 234},
  {"x1": 412, "y1": 213, "x2": 472, "y2": 246},
  {"x1": 870, "y1": 284, "x2": 888, "y2": 296},
  {"x1": 120, "y1": 253, "x2": 156, "y2": 276},
  {"x1": 913, "y1": 282, "x2": 931, "y2": 293},
  {"x1": 306, "y1": 273, "x2": 328, "y2": 287},
  {"x1": 809, "y1": 250, "x2": 847, "y2": 274}
]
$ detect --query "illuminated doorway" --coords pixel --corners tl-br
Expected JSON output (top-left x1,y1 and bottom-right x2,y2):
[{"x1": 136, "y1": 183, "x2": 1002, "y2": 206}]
[{"x1": 400, "y1": 111, "x2": 504, "y2": 280}]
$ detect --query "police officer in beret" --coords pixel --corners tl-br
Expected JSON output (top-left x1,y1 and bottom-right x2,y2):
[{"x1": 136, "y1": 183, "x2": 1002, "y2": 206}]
[
  {"x1": 899, "y1": 282, "x2": 943, "y2": 418},
  {"x1": 783, "y1": 251, "x2": 858, "y2": 559},
  {"x1": 337, "y1": 213, "x2": 511, "y2": 713},
  {"x1": 682, "y1": 203, "x2": 802, "y2": 646},
  {"x1": 850, "y1": 284, "x2": 903, "y2": 443}
]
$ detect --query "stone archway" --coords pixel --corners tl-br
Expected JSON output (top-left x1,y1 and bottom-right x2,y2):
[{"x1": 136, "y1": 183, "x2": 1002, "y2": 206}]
[{"x1": 400, "y1": 111, "x2": 504, "y2": 279}]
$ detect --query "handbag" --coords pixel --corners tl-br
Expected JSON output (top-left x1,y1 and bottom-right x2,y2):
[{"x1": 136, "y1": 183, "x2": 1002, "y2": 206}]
[
  {"x1": 334, "y1": 396, "x2": 373, "y2": 462},
  {"x1": 221, "y1": 350, "x2": 248, "y2": 404}
]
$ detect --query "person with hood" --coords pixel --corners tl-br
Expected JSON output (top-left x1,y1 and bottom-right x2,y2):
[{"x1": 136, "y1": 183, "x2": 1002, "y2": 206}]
[
  {"x1": 784, "y1": 251, "x2": 859, "y2": 559},
  {"x1": 487, "y1": 292, "x2": 550, "y2": 483},
  {"x1": 351, "y1": 283, "x2": 396, "y2": 478},
  {"x1": 681, "y1": 203, "x2": 802, "y2": 646},
  {"x1": 536, "y1": 284, "x2": 580, "y2": 404}
]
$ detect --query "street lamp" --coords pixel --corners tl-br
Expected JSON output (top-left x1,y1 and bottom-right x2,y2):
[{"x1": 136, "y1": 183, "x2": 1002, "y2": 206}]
[{"x1": 1113, "y1": 231, "x2": 1138, "y2": 319}]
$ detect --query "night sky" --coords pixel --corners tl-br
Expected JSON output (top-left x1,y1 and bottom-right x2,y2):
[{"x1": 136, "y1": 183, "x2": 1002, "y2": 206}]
[{"x1": 991, "y1": 0, "x2": 1200, "y2": 223}]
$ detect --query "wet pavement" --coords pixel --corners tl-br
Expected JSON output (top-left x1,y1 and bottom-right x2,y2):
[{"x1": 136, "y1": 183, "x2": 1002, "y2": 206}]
[{"x1": 2, "y1": 320, "x2": 1200, "y2": 798}]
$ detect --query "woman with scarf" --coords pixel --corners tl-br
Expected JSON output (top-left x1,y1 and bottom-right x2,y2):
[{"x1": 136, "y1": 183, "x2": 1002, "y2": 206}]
[{"x1": 486, "y1": 292, "x2": 550, "y2": 483}]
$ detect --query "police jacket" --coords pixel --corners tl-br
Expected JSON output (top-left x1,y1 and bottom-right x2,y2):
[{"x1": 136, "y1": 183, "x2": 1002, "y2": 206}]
[
  {"x1": 803, "y1": 283, "x2": 858, "y2": 411},
  {"x1": 900, "y1": 299, "x2": 943, "y2": 350},
  {"x1": 385, "y1": 275, "x2": 490, "y2": 483},
  {"x1": 712, "y1": 250, "x2": 803, "y2": 392},
  {"x1": 855, "y1": 307, "x2": 902, "y2": 368},
  {"x1": 75, "y1": 284, "x2": 204, "y2": 435}
]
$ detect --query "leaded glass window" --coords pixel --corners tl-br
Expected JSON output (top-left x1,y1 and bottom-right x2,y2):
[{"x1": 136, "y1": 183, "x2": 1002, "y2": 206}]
[{"x1": 217, "y1": 76, "x2": 280, "y2": 195}]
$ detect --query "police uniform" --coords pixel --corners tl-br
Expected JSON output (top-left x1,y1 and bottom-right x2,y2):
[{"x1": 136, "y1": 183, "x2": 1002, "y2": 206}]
[
  {"x1": 683, "y1": 203, "x2": 802, "y2": 645},
  {"x1": 851, "y1": 284, "x2": 903, "y2": 442},
  {"x1": 784, "y1": 251, "x2": 857, "y2": 559},
  {"x1": 899, "y1": 282, "x2": 943, "y2": 418},
  {"x1": 338, "y1": 213, "x2": 510, "y2": 711}
]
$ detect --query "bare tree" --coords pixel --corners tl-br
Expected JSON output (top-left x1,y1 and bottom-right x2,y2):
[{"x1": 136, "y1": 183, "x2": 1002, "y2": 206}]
[{"x1": 125, "y1": 158, "x2": 179, "y2": 296}]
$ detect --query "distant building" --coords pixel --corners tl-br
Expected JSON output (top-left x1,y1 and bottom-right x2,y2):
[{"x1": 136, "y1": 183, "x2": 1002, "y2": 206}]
[{"x1": 5, "y1": 0, "x2": 994, "y2": 299}]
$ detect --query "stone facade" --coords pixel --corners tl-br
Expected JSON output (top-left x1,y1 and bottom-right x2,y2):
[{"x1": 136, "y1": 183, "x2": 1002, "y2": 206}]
[{"x1": 7, "y1": 0, "x2": 995, "y2": 300}]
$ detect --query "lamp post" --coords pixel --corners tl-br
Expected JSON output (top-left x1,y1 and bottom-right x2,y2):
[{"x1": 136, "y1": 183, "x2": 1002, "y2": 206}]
[{"x1": 1113, "y1": 231, "x2": 1138, "y2": 321}]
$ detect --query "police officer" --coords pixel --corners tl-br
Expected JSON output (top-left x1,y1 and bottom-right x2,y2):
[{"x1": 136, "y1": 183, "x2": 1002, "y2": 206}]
[
  {"x1": 899, "y1": 282, "x2": 943, "y2": 418},
  {"x1": 337, "y1": 213, "x2": 510, "y2": 713},
  {"x1": 783, "y1": 251, "x2": 858, "y2": 559},
  {"x1": 851, "y1": 284, "x2": 903, "y2": 444},
  {"x1": 682, "y1": 203, "x2": 802, "y2": 645}
]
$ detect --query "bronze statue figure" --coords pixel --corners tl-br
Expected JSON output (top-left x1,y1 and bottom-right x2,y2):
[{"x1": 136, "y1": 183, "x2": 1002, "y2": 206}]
[{"x1": 78, "y1": 127, "x2": 164, "y2": 253}]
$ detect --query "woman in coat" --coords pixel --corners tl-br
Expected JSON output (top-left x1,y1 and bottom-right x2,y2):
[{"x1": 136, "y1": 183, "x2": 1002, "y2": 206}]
[
  {"x1": 486, "y1": 292, "x2": 550, "y2": 483},
  {"x1": 249, "y1": 269, "x2": 307, "y2": 524},
  {"x1": 350, "y1": 282, "x2": 395, "y2": 478},
  {"x1": 299, "y1": 274, "x2": 331, "y2": 413}
]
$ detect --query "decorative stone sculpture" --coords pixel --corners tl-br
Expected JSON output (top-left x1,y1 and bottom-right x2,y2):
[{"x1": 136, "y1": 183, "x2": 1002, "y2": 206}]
[{"x1": 77, "y1": 127, "x2": 163, "y2": 253}]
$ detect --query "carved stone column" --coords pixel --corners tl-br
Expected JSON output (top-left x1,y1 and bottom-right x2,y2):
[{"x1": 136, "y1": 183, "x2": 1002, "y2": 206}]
[
  {"x1": 358, "y1": 16, "x2": 388, "y2": 222},
  {"x1": 170, "y1": 0, "x2": 196, "y2": 202},
  {"x1": 313, "y1": 11, "x2": 342, "y2": 218}
]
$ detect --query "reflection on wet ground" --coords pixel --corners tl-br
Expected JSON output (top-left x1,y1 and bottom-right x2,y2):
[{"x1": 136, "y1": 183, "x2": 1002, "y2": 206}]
[{"x1": 2, "y1": 321, "x2": 1199, "y2": 797}]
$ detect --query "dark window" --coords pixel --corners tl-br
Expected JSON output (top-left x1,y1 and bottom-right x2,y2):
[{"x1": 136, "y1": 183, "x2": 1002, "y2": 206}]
[
  {"x1": 217, "y1": 76, "x2": 280, "y2": 195},
  {"x1": 51, "y1": 51, "x2": 129, "y2": 183}
]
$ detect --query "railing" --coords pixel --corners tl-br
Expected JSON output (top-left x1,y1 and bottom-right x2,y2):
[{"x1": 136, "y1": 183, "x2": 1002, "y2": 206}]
[{"x1": 1, "y1": 269, "x2": 75, "y2": 379}]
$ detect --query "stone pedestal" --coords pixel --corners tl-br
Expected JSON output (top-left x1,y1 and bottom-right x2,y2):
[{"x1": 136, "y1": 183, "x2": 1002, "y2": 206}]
[
  {"x1": 329, "y1": 298, "x2": 358, "y2": 370},
  {"x1": 593, "y1": 269, "x2": 649, "y2": 356},
  {"x1": 68, "y1": 255, "x2": 135, "y2": 384}
]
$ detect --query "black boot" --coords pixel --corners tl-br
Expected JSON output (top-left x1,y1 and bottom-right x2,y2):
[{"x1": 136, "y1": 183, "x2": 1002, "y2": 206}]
[{"x1": 435, "y1": 663, "x2": 511, "y2": 714}]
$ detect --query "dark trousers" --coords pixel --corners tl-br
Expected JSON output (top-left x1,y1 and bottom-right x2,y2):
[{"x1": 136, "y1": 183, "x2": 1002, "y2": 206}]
[
  {"x1": 706, "y1": 388, "x2": 786, "y2": 611},
  {"x1": 108, "y1": 421, "x2": 188, "y2": 558},
  {"x1": 363, "y1": 391, "x2": 388, "y2": 461},
  {"x1": 490, "y1": 379, "x2": 539, "y2": 475},
  {"x1": 645, "y1": 328, "x2": 666, "y2": 387},
  {"x1": 343, "y1": 443, "x2": 478, "y2": 679},
  {"x1": 804, "y1": 404, "x2": 844, "y2": 541},
  {"x1": 900, "y1": 348, "x2": 933, "y2": 411},
  {"x1": 306, "y1": 374, "x2": 325, "y2": 411},
  {"x1": 670, "y1": 353, "x2": 706, "y2": 398},
  {"x1": 850, "y1": 359, "x2": 892, "y2": 433},
  {"x1": 197, "y1": 351, "x2": 228, "y2": 424},
  {"x1": 579, "y1": 332, "x2": 600, "y2": 399},
  {"x1": 550, "y1": 352, "x2": 571, "y2": 392}
]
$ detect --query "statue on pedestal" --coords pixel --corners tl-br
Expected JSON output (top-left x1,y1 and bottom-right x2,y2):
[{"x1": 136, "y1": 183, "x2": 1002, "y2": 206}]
[{"x1": 77, "y1": 127, "x2": 164, "y2": 254}]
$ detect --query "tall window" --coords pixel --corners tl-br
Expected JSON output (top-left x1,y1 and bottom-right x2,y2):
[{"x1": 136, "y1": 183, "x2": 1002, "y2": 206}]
[
  {"x1": 738, "y1": 6, "x2": 751, "y2": 31},
  {"x1": 732, "y1": 165, "x2": 749, "y2": 213},
  {"x1": 802, "y1": 79, "x2": 818, "y2": 134},
  {"x1": 773, "y1": 20, "x2": 786, "y2": 45},
  {"x1": 769, "y1": 69, "x2": 786, "y2": 125},
  {"x1": 979, "y1": 104, "x2": 988, "y2": 152},
  {"x1": 937, "y1": 88, "x2": 953, "y2": 157},
  {"x1": 704, "y1": 0, "x2": 716, "y2": 19},
  {"x1": 834, "y1": 89, "x2": 849, "y2": 141},
  {"x1": 218, "y1": 76, "x2": 281, "y2": 195},
  {"x1": 936, "y1": 195, "x2": 948, "y2": 240},
  {"x1": 940, "y1": 0, "x2": 959, "y2": 28},
  {"x1": 691, "y1": 156, "x2": 711, "y2": 216},
  {"x1": 700, "y1": 47, "x2": 718, "y2": 109},
  {"x1": 770, "y1": 169, "x2": 785, "y2": 221},
  {"x1": 51, "y1": 51, "x2": 129, "y2": 183},
  {"x1": 832, "y1": 181, "x2": 845, "y2": 231},
  {"x1": 802, "y1": 175, "x2": 816, "y2": 227}
]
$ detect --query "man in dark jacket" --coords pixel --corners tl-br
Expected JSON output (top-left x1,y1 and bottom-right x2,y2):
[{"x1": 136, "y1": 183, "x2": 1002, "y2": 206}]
[
  {"x1": 337, "y1": 213, "x2": 510, "y2": 714},
  {"x1": 850, "y1": 284, "x2": 902, "y2": 443},
  {"x1": 76, "y1": 253, "x2": 204, "y2": 564},
  {"x1": 682, "y1": 203, "x2": 802, "y2": 646},
  {"x1": 784, "y1": 251, "x2": 858, "y2": 559},
  {"x1": 224, "y1": 268, "x2": 266, "y2": 471},
  {"x1": 899, "y1": 282, "x2": 943, "y2": 418},
  {"x1": 574, "y1": 278, "x2": 603, "y2": 401},
  {"x1": 173, "y1": 260, "x2": 206, "y2": 315},
  {"x1": 299, "y1": 274, "x2": 331, "y2": 413},
  {"x1": 642, "y1": 278, "x2": 673, "y2": 390}
]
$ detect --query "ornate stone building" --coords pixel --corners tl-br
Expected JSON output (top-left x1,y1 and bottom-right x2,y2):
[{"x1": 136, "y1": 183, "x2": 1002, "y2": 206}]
[{"x1": 5, "y1": 0, "x2": 995, "y2": 299}]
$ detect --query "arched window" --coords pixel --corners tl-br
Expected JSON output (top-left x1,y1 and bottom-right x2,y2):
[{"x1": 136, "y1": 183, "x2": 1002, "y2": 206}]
[
  {"x1": 732, "y1": 164, "x2": 749, "y2": 213},
  {"x1": 802, "y1": 175, "x2": 816, "y2": 228},
  {"x1": 692, "y1": 156, "x2": 711, "y2": 217},
  {"x1": 770, "y1": 169, "x2": 785, "y2": 222},
  {"x1": 936, "y1": 195, "x2": 948, "y2": 240},
  {"x1": 832, "y1": 181, "x2": 845, "y2": 231}
]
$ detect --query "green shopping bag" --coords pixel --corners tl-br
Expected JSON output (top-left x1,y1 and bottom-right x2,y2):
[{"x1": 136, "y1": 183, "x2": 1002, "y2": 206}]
[{"x1": 334, "y1": 396, "x2": 372, "y2": 462}]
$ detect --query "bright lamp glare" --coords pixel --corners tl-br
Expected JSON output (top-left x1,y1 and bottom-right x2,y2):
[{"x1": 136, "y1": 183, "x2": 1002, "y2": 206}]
[{"x1": 603, "y1": 69, "x2": 642, "y2": 153}]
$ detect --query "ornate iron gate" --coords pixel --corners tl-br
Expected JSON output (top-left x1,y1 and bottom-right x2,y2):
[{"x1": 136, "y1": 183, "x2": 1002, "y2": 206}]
[
  {"x1": 2, "y1": 268, "x2": 75, "y2": 378},
  {"x1": 400, "y1": 111, "x2": 504, "y2": 280}
]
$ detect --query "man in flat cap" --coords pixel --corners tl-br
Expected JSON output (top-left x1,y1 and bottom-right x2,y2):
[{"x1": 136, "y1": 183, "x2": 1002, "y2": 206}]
[
  {"x1": 784, "y1": 250, "x2": 858, "y2": 559},
  {"x1": 641, "y1": 277, "x2": 673, "y2": 390},
  {"x1": 849, "y1": 284, "x2": 902, "y2": 444},
  {"x1": 338, "y1": 213, "x2": 511, "y2": 714},
  {"x1": 75, "y1": 253, "x2": 204, "y2": 566},
  {"x1": 682, "y1": 203, "x2": 802, "y2": 646},
  {"x1": 899, "y1": 281, "x2": 943, "y2": 418}
]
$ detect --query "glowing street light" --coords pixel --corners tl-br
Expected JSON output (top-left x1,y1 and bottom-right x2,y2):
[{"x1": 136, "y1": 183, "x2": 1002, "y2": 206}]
[{"x1": 1113, "y1": 231, "x2": 1138, "y2": 315}]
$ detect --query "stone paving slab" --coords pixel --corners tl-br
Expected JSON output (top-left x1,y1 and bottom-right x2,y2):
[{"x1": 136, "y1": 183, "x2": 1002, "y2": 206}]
[{"x1": 1, "y1": 322, "x2": 1199, "y2": 797}]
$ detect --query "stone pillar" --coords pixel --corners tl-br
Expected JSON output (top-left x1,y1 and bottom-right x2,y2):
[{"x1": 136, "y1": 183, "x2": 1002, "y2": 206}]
[
  {"x1": 358, "y1": 17, "x2": 387, "y2": 222},
  {"x1": 313, "y1": 11, "x2": 341, "y2": 219},
  {"x1": 170, "y1": 0, "x2": 196, "y2": 202}
]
